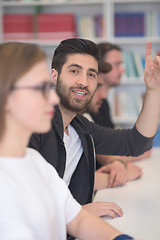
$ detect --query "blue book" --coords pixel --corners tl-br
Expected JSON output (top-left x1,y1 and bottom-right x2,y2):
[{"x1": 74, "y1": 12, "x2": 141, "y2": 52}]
[
  {"x1": 157, "y1": 12, "x2": 160, "y2": 37},
  {"x1": 115, "y1": 12, "x2": 145, "y2": 37}
]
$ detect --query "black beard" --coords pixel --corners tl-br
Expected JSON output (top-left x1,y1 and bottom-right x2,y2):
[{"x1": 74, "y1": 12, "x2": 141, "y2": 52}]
[{"x1": 56, "y1": 77, "x2": 91, "y2": 113}]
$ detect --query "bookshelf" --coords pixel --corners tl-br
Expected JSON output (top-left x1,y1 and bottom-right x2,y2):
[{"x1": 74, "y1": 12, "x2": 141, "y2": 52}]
[
  {"x1": 0, "y1": 0, "x2": 160, "y2": 128},
  {"x1": 0, "y1": 0, "x2": 107, "y2": 44},
  {"x1": 108, "y1": 0, "x2": 160, "y2": 127},
  {"x1": 108, "y1": 82, "x2": 145, "y2": 128}
]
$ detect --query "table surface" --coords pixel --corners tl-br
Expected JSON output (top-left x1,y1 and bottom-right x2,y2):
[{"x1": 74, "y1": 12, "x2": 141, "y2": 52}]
[{"x1": 94, "y1": 147, "x2": 160, "y2": 240}]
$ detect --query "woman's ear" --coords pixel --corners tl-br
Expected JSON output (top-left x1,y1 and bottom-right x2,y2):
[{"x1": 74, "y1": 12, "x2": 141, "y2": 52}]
[{"x1": 51, "y1": 68, "x2": 58, "y2": 84}]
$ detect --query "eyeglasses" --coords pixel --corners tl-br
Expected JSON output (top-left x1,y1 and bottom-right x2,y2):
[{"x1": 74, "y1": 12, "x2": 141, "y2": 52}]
[{"x1": 11, "y1": 82, "x2": 56, "y2": 99}]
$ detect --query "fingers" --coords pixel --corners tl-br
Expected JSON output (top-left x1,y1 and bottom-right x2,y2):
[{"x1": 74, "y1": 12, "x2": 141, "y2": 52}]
[
  {"x1": 136, "y1": 170, "x2": 143, "y2": 179},
  {"x1": 153, "y1": 55, "x2": 160, "y2": 64},
  {"x1": 134, "y1": 166, "x2": 143, "y2": 179},
  {"x1": 152, "y1": 56, "x2": 160, "y2": 70},
  {"x1": 112, "y1": 174, "x2": 126, "y2": 188},
  {"x1": 108, "y1": 170, "x2": 127, "y2": 188},
  {"x1": 99, "y1": 202, "x2": 123, "y2": 218},
  {"x1": 96, "y1": 165, "x2": 110, "y2": 173},
  {"x1": 145, "y1": 41, "x2": 152, "y2": 70},
  {"x1": 126, "y1": 163, "x2": 143, "y2": 181},
  {"x1": 85, "y1": 202, "x2": 123, "y2": 217}
]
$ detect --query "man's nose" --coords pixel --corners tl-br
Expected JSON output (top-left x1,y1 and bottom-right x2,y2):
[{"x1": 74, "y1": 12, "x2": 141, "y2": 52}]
[
  {"x1": 76, "y1": 73, "x2": 88, "y2": 87},
  {"x1": 120, "y1": 65, "x2": 126, "y2": 74}
]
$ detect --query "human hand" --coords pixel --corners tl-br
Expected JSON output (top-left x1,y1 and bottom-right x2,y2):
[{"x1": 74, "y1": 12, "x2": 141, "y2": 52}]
[
  {"x1": 97, "y1": 161, "x2": 127, "y2": 188},
  {"x1": 126, "y1": 162, "x2": 143, "y2": 181},
  {"x1": 83, "y1": 201, "x2": 123, "y2": 218},
  {"x1": 94, "y1": 171, "x2": 109, "y2": 190},
  {"x1": 144, "y1": 42, "x2": 160, "y2": 91}
]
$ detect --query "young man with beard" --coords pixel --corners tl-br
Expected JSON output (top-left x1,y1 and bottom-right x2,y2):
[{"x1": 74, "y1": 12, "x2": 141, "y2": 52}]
[{"x1": 29, "y1": 38, "x2": 160, "y2": 222}]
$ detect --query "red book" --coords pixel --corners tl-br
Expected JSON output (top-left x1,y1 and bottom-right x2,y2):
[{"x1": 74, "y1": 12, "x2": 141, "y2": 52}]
[
  {"x1": 37, "y1": 13, "x2": 76, "y2": 40},
  {"x1": 3, "y1": 14, "x2": 34, "y2": 40}
]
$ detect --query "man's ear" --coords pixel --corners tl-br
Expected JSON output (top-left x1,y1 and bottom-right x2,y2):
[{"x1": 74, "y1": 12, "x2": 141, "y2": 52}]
[{"x1": 51, "y1": 68, "x2": 58, "y2": 84}]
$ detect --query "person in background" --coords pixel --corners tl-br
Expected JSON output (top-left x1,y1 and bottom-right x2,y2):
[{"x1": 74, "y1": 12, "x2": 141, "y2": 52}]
[
  {"x1": 90, "y1": 43, "x2": 123, "y2": 128},
  {"x1": 82, "y1": 61, "x2": 143, "y2": 189},
  {"x1": 29, "y1": 38, "x2": 160, "y2": 220},
  {"x1": 0, "y1": 41, "x2": 136, "y2": 240}
]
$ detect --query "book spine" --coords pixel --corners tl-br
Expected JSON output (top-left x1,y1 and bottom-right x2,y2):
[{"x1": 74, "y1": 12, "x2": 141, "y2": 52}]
[{"x1": 114, "y1": 12, "x2": 144, "y2": 37}]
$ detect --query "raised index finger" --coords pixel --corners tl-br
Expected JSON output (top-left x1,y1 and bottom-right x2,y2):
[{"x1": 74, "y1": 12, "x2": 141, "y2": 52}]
[{"x1": 145, "y1": 41, "x2": 152, "y2": 69}]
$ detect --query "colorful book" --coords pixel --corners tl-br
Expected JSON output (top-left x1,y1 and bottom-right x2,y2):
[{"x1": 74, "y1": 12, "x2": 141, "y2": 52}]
[
  {"x1": 37, "y1": 13, "x2": 76, "y2": 40},
  {"x1": 3, "y1": 14, "x2": 34, "y2": 40},
  {"x1": 95, "y1": 14, "x2": 104, "y2": 38},
  {"x1": 123, "y1": 51, "x2": 138, "y2": 78},
  {"x1": 115, "y1": 12, "x2": 145, "y2": 37},
  {"x1": 133, "y1": 53, "x2": 144, "y2": 77},
  {"x1": 157, "y1": 12, "x2": 160, "y2": 37}
]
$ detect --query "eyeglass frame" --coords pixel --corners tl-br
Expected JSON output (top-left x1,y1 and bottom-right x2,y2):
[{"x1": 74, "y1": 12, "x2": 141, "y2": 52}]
[{"x1": 10, "y1": 81, "x2": 56, "y2": 99}]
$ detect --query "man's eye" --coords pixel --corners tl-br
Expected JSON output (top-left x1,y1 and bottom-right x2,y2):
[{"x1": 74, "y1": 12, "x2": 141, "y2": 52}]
[
  {"x1": 89, "y1": 73, "x2": 96, "y2": 78},
  {"x1": 70, "y1": 69, "x2": 78, "y2": 74},
  {"x1": 113, "y1": 62, "x2": 122, "y2": 68},
  {"x1": 97, "y1": 84, "x2": 102, "y2": 89}
]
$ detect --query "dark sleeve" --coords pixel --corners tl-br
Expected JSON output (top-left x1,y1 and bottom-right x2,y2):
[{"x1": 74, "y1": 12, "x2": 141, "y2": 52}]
[{"x1": 87, "y1": 121, "x2": 154, "y2": 157}]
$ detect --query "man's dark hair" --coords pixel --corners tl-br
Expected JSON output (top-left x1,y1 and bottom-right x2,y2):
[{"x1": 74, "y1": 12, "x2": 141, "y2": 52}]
[
  {"x1": 51, "y1": 38, "x2": 101, "y2": 74},
  {"x1": 97, "y1": 42, "x2": 122, "y2": 60}
]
